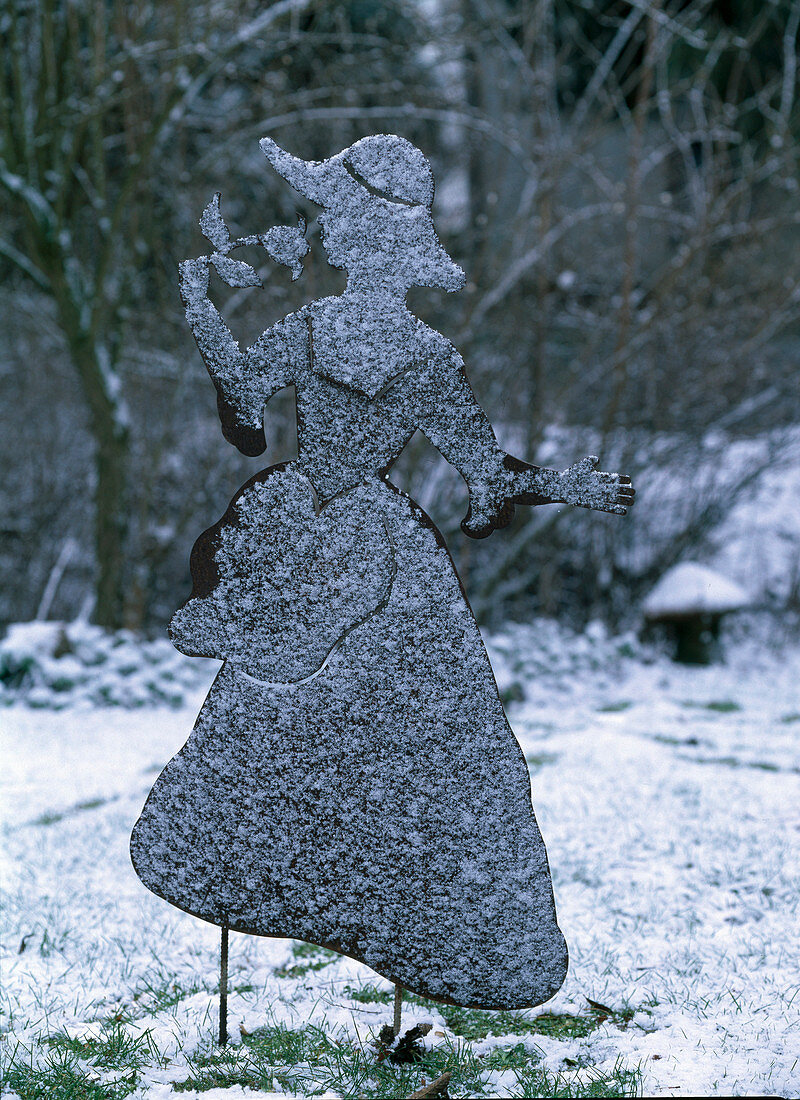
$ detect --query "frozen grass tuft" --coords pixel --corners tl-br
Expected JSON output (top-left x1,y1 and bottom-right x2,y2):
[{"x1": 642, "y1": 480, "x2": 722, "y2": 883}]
[{"x1": 2, "y1": 1017, "x2": 642, "y2": 1099}]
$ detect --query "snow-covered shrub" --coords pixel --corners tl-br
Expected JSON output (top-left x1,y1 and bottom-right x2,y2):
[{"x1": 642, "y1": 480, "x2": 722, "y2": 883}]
[
  {"x1": 0, "y1": 621, "x2": 217, "y2": 709},
  {"x1": 485, "y1": 618, "x2": 650, "y2": 706},
  {"x1": 0, "y1": 617, "x2": 651, "y2": 711}
]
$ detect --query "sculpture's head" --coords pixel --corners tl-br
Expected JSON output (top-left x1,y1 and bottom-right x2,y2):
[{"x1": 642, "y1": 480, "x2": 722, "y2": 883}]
[{"x1": 260, "y1": 134, "x2": 465, "y2": 294}]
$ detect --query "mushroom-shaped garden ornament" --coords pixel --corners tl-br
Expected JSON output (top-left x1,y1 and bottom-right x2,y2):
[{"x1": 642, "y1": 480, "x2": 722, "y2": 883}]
[{"x1": 643, "y1": 561, "x2": 750, "y2": 664}]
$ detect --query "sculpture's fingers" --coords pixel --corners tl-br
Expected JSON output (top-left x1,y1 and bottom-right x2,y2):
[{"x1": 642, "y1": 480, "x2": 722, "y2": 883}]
[
  {"x1": 596, "y1": 478, "x2": 635, "y2": 506},
  {"x1": 580, "y1": 499, "x2": 627, "y2": 515}
]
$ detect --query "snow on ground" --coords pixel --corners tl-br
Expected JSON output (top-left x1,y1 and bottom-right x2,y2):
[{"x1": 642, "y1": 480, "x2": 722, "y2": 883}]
[
  {"x1": 1, "y1": 622, "x2": 799, "y2": 1098},
  {"x1": 508, "y1": 637, "x2": 800, "y2": 1097}
]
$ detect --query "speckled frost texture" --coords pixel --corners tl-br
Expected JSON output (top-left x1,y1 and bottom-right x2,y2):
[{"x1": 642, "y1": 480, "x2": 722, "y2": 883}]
[
  {"x1": 175, "y1": 282, "x2": 633, "y2": 533},
  {"x1": 170, "y1": 466, "x2": 394, "y2": 683},
  {"x1": 132, "y1": 473, "x2": 568, "y2": 1009},
  {"x1": 134, "y1": 133, "x2": 634, "y2": 1010}
]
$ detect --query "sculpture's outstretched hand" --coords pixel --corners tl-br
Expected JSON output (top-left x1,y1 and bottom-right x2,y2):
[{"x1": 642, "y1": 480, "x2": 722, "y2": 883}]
[
  {"x1": 461, "y1": 455, "x2": 635, "y2": 539},
  {"x1": 552, "y1": 456, "x2": 635, "y2": 515}
]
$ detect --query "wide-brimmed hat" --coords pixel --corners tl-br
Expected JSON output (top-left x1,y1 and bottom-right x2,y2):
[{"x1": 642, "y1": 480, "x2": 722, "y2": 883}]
[
  {"x1": 260, "y1": 134, "x2": 435, "y2": 209},
  {"x1": 261, "y1": 133, "x2": 465, "y2": 293}
]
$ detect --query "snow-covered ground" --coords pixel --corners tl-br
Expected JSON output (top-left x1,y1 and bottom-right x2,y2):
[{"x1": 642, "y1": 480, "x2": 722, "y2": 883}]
[{"x1": 1, "y1": 622, "x2": 799, "y2": 1098}]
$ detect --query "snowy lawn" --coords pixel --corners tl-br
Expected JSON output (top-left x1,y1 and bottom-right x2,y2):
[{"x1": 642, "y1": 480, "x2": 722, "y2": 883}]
[{"x1": 1, "y1": 623, "x2": 799, "y2": 1098}]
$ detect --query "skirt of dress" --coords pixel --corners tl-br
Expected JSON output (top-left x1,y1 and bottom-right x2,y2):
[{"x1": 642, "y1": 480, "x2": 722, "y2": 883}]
[{"x1": 130, "y1": 470, "x2": 567, "y2": 1009}]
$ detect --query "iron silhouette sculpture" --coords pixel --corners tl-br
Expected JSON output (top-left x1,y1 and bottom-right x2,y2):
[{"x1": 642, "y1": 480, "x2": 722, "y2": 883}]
[{"x1": 131, "y1": 135, "x2": 634, "y2": 1015}]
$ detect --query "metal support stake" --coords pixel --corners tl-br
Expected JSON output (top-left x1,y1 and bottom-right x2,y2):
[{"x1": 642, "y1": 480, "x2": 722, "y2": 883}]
[
  {"x1": 393, "y1": 982, "x2": 403, "y2": 1036},
  {"x1": 219, "y1": 924, "x2": 229, "y2": 1047}
]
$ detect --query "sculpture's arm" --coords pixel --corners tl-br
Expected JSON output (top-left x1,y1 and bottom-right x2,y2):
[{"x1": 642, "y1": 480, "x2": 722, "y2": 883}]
[
  {"x1": 179, "y1": 259, "x2": 293, "y2": 456},
  {"x1": 414, "y1": 342, "x2": 634, "y2": 538}
]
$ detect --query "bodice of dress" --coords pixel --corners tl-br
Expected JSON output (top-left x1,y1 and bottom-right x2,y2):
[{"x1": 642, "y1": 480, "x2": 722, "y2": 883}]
[
  {"x1": 183, "y1": 284, "x2": 510, "y2": 506},
  {"x1": 294, "y1": 347, "x2": 418, "y2": 501},
  {"x1": 289, "y1": 305, "x2": 510, "y2": 503}
]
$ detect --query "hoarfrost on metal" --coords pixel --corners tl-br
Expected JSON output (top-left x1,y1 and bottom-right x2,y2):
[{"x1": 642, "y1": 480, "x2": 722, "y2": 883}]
[{"x1": 132, "y1": 133, "x2": 634, "y2": 1008}]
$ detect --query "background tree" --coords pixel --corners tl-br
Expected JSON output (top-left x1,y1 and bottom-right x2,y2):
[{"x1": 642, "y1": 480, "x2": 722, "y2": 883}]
[
  {"x1": 1, "y1": 0, "x2": 798, "y2": 631},
  {"x1": 0, "y1": 0, "x2": 444, "y2": 627}
]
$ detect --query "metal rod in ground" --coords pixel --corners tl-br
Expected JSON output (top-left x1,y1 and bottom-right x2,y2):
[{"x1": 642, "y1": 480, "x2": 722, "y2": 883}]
[
  {"x1": 393, "y1": 982, "x2": 403, "y2": 1036},
  {"x1": 219, "y1": 924, "x2": 229, "y2": 1047}
]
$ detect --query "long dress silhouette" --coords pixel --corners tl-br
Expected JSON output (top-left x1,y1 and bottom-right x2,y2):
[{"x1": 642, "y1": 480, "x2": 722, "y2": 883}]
[{"x1": 131, "y1": 135, "x2": 633, "y2": 1010}]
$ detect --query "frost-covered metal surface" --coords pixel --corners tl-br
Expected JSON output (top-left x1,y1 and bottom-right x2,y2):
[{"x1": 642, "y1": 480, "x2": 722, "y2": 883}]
[
  {"x1": 133, "y1": 474, "x2": 568, "y2": 1007},
  {"x1": 169, "y1": 466, "x2": 395, "y2": 684},
  {"x1": 132, "y1": 134, "x2": 634, "y2": 1008}
]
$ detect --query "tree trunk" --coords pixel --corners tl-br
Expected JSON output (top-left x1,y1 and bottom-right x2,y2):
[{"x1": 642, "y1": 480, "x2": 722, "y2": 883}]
[
  {"x1": 93, "y1": 404, "x2": 130, "y2": 627},
  {"x1": 62, "y1": 317, "x2": 130, "y2": 628}
]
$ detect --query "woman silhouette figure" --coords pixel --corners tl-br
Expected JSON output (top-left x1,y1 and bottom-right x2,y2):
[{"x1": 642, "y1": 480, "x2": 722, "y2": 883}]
[{"x1": 131, "y1": 135, "x2": 633, "y2": 1010}]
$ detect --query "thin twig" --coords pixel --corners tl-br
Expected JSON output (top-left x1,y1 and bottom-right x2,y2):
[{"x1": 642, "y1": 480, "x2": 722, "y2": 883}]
[{"x1": 407, "y1": 1072, "x2": 451, "y2": 1099}]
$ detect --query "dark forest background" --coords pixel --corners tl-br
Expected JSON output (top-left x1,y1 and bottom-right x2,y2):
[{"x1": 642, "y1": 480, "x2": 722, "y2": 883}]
[{"x1": 2, "y1": 0, "x2": 799, "y2": 632}]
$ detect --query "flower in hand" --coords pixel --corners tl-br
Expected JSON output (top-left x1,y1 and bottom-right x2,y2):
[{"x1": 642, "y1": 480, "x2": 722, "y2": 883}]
[{"x1": 191, "y1": 192, "x2": 310, "y2": 288}]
